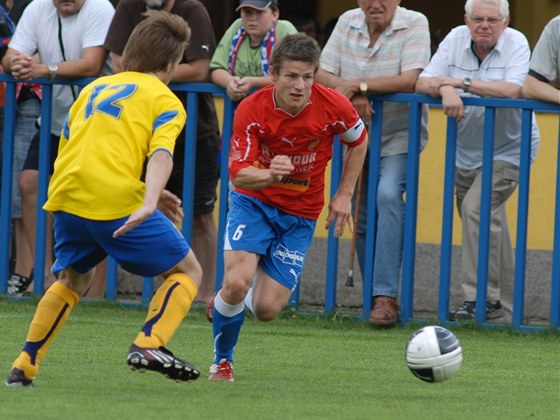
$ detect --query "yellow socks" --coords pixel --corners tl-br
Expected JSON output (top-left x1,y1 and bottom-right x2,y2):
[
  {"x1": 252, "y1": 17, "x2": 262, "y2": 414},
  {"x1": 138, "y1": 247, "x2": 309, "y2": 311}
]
[
  {"x1": 12, "y1": 281, "x2": 79, "y2": 379},
  {"x1": 134, "y1": 273, "x2": 198, "y2": 348}
]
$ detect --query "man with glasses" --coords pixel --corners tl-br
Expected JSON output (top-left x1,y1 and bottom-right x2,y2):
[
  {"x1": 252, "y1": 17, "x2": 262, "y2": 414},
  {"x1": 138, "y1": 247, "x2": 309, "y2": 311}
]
[{"x1": 415, "y1": 0, "x2": 540, "y2": 321}]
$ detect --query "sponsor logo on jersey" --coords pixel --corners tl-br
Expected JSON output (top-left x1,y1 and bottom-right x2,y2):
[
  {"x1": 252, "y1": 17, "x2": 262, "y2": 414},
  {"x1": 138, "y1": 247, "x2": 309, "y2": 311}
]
[
  {"x1": 273, "y1": 176, "x2": 311, "y2": 191},
  {"x1": 288, "y1": 152, "x2": 316, "y2": 166},
  {"x1": 273, "y1": 244, "x2": 305, "y2": 268}
]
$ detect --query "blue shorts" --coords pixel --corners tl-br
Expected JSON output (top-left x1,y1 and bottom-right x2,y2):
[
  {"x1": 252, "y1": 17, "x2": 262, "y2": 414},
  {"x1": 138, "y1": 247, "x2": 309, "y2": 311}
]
[
  {"x1": 51, "y1": 210, "x2": 190, "y2": 277},
  {"x1": 224, "y1": 192, "x2": 316, "y2": 290}
]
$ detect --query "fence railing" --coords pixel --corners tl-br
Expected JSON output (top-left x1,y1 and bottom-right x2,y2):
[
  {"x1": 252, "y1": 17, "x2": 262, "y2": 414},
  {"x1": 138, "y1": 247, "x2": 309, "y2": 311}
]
[
  {"x1": 345, "y1": 93, "x2": 560, "y2": 333},
  {"x1": 1, "y1": 75, "x2": 558, "y2": 332}
]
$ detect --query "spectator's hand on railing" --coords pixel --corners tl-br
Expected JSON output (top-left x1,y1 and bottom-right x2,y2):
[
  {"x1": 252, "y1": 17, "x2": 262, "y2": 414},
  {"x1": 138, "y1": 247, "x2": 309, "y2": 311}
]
[
  {"x1": 336, "y1": 79, "x2": 359, "y2": 99},
  {"x1": 351, "y1": 94, "x2": 373, "y2": 126},
  {"x1": 226, "y1": 76, "x2": 248, "y2": 101},
  {"x1": 425, "y1": 76, "x2": 458, "y2": 97},
  {"x1": 158, "y1": 189, "x2": 184, "y2": 224},
  {"x1": 8, "y1": 52, "x2": 34, "y2": 81},
  {"x1": 440, "y1": 85, "x2": 465, "y2": 122}
]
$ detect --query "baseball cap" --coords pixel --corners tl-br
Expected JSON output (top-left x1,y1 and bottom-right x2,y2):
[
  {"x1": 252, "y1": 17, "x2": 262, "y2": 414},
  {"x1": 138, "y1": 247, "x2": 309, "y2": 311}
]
[{"x1": 236, "y1": 0, "x2": 278, "y2": 12}]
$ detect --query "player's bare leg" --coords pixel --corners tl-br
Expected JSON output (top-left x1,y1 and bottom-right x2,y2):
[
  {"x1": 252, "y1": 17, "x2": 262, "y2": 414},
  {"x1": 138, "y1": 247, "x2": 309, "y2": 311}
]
[{"x1": 192, "y1": 213, "x2": 217, "y2": 303}]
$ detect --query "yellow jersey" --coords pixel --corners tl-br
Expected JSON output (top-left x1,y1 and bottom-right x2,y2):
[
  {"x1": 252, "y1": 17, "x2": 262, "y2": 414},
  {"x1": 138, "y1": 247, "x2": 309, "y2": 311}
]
[{"x1": 44, "y1": 72, "x2": 186, "y2": 220}]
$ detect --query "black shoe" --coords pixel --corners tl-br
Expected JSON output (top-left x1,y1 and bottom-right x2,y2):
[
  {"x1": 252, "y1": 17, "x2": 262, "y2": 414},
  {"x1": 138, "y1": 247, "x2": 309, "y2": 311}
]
[
  {"x1": 451, "y1": 301, "x2": 476, "y2": 320},
  {"x1": 451, "y1": 300, "x2": 505, "y2": 321},
  {"x1": 7, "y1": 272, "x2": 33, "y2": 295},
  {"x1": 486, "y1": 300, "x2": 505, "y2": 320},
  {"x1": 127, "y1": 344, "x2": 200, "y2": 383},
  {"x1": 5, "y1": 368, "x2": 34, "y2": 387}
]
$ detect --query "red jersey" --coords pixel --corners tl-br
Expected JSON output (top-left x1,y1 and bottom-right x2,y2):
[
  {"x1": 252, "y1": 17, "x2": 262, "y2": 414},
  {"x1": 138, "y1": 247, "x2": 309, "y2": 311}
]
[{"x1": 229, "y1": 83, "x2": 367, "y2": 220}]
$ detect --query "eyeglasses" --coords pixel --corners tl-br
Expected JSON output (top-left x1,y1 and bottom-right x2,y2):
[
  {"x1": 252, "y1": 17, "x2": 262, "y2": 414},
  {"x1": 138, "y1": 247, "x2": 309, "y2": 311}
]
[{"x1": 468, "y1": 16, "x2": 505, "y2": 25}]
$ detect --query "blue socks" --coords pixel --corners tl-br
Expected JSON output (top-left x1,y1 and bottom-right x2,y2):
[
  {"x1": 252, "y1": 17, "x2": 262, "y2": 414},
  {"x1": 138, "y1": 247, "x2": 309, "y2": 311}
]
[{"x1": 212, "y1": 291, "x2": 245, "y2": 364}]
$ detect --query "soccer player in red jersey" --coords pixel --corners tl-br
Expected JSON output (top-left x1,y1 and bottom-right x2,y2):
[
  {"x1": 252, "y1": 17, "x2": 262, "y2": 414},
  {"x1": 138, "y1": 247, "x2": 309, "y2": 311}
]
[{"x1": 208, "y1": 33, "x2": 368, "y2": 381}]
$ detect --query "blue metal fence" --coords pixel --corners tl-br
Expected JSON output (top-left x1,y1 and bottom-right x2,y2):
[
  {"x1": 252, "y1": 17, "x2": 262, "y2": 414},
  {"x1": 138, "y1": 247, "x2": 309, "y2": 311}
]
[{"x1": 1, "y1": 75, "x2": 558, "y2": 331}]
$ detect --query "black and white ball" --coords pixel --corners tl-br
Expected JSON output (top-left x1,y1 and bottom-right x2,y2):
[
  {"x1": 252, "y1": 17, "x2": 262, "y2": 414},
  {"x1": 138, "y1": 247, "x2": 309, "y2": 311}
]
[{"x1": 405, "y1": 326, "x2": 463, "y2": 383}]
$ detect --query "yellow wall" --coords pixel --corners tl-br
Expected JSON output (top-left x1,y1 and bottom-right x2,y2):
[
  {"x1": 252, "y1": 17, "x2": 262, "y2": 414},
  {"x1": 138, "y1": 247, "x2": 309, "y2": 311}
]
[
  {"x1": 415, "y1": 110, "x2": 558, "y2": 251},
  {"x1": 513, "y1": 0, "x2": 560, "y2": 47},
  {"x1": 214, "y1": 98, "x2": 559, "y2": 251}
]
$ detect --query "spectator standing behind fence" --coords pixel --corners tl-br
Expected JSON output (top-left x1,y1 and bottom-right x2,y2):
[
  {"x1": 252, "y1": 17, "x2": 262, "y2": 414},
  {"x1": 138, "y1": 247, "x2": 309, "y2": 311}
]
[
  {"x1": 523, "y1": 15, "x2": 560, "y2": 104},
  {"x1": 5, "y1": 11, "x2": 203, "y2": 387},
  {"x1": 209, "y1": 0, "x2": 297, "y2": 102},
  {"x1": 0, "y1": 0, "x2": 40, "y2": 296},
  {"x1": 415, "y1": 0, "x2": 540, "y2": 321},
  {"x1": 284, "y1": 9, "x2": 321, "y2": 43},
  {"x1": 2, "y1": 0, "x2": 114, "y2": 297},
  {"x1": 104, "y1": 0, "x2": 221, "y2": 304},
  {"x1": 206, "y1": 34, "x2": 368, "y2": 382},
  {"x1": 316, "y1": 0, "x2": 430, "y2": 326}
]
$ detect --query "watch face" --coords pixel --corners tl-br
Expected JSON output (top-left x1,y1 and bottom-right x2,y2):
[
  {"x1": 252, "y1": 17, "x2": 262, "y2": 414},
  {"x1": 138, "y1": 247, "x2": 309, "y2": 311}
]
[
  {"x1": 48, "y1": 64, "x2": 58, "y2": 79},
  {"x1": 360, "y1": 82, "x2": 367, "y2": 93}
]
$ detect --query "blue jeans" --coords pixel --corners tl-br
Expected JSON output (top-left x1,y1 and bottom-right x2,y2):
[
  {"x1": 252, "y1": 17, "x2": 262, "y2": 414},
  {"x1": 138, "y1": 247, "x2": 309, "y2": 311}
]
[
  {"x1": 355, "y1": 153, "x2": 407, "y2": 298},
  {"x1": 11, "y1": 97, "x2": 40, "y2": 218}
]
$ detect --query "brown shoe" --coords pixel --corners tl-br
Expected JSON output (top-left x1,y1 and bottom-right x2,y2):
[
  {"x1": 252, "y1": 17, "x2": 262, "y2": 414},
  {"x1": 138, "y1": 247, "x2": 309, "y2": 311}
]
[{"x1": 369, "y1": 296, "x2": 399, "y2": 326}]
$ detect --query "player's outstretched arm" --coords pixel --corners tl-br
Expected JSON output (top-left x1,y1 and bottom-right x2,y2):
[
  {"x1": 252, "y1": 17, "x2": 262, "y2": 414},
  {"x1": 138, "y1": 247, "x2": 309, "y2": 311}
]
[{"x1": 326, "y1": 138, "x2": 368, "y2": 237}]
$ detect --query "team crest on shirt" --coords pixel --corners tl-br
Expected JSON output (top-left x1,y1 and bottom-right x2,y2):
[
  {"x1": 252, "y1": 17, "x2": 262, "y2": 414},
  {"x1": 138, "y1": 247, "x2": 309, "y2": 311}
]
[{"x1": 307, "y1": 138, "x2": 320, "y2": 151}]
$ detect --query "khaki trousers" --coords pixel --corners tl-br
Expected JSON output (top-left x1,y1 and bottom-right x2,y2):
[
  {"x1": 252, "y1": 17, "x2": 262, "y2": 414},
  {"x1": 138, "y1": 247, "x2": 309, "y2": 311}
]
[{"x1": 455, "y1": 161, "x2": 519, "y2": 308}]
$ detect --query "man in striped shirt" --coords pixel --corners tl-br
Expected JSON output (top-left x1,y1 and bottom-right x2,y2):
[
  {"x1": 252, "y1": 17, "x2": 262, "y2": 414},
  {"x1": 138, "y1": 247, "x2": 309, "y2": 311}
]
[{"x1": 317, "y1": 0, "x2": 431, "y2": 326}]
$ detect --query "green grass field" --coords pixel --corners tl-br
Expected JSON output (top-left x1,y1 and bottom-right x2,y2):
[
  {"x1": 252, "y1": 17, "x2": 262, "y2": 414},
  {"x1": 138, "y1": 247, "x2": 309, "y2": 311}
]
[{"x1": 1, "y1": 298, "x2": 559, "y2": 419}]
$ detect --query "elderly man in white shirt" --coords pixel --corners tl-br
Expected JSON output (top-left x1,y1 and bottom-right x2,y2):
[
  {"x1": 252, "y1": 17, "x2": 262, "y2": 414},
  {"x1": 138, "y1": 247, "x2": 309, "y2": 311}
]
[{"x1": 415, "y1": 0, "x2": 540, "y2": 321}]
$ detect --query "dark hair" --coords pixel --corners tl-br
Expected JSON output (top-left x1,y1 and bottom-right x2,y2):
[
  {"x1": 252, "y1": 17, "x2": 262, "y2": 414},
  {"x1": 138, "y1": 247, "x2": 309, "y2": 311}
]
[
  {"x1": 122, "y1": 10, "x2": 191, "y2": 73},
  {"x1": 270, "y1": 33, "x2": 320, "y2": 75}
]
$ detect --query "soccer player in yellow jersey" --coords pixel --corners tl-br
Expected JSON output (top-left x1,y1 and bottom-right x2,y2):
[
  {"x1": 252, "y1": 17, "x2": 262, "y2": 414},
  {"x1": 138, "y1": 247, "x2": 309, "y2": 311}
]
[{"x1": 5, "y1": 11, "x2": 203, "y2": 387}]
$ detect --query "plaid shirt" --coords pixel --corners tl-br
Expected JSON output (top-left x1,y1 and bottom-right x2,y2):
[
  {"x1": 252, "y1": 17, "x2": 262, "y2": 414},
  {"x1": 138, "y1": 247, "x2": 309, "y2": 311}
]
[{"x1": 320, "y1": 7, "x2": 431, "y2": 156}]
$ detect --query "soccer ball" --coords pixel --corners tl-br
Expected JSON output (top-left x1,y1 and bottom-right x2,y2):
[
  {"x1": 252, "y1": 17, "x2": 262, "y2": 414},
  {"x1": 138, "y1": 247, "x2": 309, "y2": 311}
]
[{"x1": 405, "y1": 326, "x2": 463, "y2": 383}]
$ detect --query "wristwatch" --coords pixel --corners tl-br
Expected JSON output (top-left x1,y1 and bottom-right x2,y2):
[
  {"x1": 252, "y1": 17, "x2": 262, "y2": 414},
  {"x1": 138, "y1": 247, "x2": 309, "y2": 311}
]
[
  {"x1": 359, "y1": 80, "x2": 368, "y2": 95},
  {"x1": 463, "y1": 77, "x2": 472, "y2": 93},
  {"x1": 48, "y1": 63, "x2": 58, "y2": 80}
]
